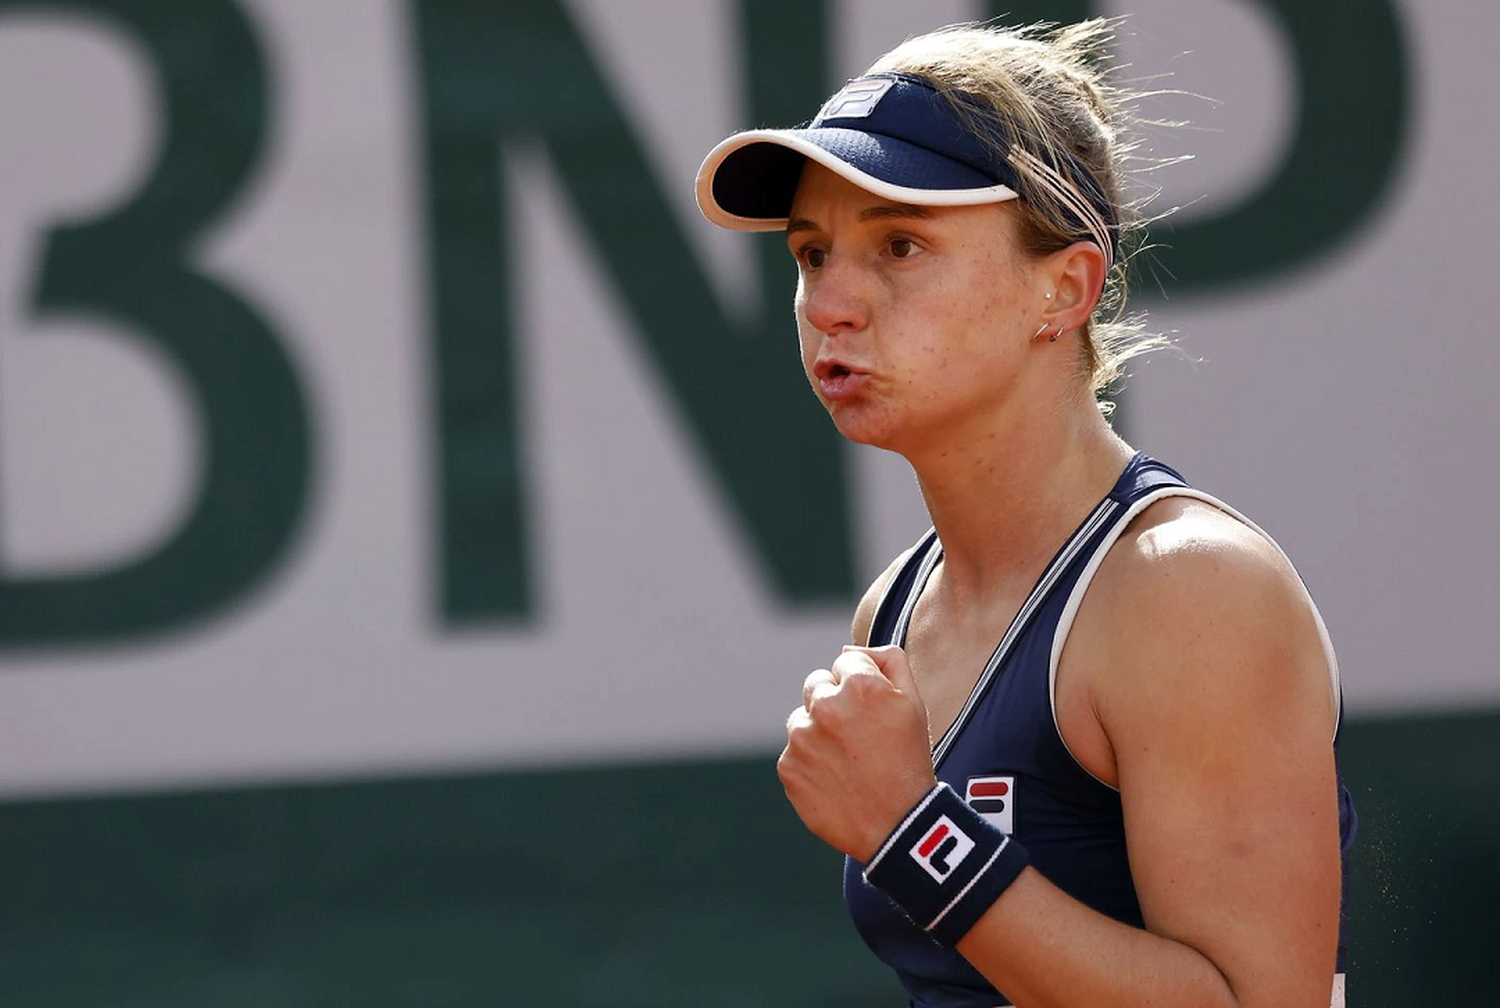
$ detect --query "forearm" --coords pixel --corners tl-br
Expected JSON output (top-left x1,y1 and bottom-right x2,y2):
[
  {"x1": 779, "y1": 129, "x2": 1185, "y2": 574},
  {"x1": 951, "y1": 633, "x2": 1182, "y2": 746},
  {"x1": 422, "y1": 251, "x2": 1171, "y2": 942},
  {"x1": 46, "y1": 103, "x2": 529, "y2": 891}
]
[{"x1": 957, "y1": 869, "x2": 1269, "y2": 1008}]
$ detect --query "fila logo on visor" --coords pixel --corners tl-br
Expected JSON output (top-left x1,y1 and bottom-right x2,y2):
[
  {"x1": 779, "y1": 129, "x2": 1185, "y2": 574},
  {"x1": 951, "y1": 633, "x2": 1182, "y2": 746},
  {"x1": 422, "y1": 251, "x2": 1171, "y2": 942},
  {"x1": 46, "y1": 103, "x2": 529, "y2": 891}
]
[
  {"x1": 817, "y1": 77, "x2": 895, "y2": 120},
  {"x1": 909, "y1": 814, "x2": 976, "y2": 882},
  {"x1": 966, "y1": 775, "x2": 1015, "y2": 834}
]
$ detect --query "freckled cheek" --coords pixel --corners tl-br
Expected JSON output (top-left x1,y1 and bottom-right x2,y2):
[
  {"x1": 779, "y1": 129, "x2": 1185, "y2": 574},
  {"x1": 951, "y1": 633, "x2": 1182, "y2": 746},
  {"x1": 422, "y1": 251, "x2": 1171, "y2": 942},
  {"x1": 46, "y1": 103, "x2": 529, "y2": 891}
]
[{"x1": 909, "y1": 292, "x2": 965, "y2": 365}]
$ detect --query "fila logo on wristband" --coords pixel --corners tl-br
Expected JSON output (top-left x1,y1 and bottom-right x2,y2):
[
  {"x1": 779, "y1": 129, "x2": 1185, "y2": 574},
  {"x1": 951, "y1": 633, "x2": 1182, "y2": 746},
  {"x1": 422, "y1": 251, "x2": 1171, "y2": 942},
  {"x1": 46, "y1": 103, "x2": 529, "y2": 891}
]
[
  {"x1": 867, "y1": 784, "x2": 1030, "y2": 945},
  {"x1": 965, "y1": 775, "x2": 1015, "y2": 834},
  {"x1": 909, "y1": 814, "x2": 976, "y2": 882}
]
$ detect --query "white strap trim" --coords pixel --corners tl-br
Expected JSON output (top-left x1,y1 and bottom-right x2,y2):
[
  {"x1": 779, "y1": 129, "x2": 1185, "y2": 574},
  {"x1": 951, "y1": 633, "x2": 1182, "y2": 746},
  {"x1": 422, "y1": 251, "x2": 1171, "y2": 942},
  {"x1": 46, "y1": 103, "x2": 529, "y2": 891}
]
[
  {"x1": 865, "y1": 532, "x2": 934, "y2": 646},
  {"x1": 1047, "y1": 487, "x2": 1343, "y2": 791},
  {"x1": 893, "y1": 532, "x2": 943, "y2": 650},
  {"x1": 929, "y1": 498, "x2": 1121, "y2": 768}
]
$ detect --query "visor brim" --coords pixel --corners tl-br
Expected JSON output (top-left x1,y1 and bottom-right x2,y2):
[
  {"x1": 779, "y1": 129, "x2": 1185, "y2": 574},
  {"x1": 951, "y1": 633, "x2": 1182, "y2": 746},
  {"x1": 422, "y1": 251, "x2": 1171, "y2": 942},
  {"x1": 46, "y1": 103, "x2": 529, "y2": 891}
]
[{"x1": 696, "y1": 128, "x2": 1019, "y2": 232}]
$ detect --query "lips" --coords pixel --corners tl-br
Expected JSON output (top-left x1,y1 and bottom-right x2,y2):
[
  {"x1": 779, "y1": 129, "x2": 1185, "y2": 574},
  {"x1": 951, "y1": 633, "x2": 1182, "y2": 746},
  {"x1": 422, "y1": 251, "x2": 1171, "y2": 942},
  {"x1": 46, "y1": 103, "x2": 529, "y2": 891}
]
[{"x1": 813, "y1": 358, "x2": 870, "y2": 401}]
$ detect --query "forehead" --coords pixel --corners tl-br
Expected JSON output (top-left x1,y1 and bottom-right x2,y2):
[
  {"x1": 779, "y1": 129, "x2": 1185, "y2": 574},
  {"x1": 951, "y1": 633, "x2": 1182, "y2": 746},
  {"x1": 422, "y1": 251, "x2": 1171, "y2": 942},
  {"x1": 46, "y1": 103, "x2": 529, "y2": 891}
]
[{"x1": 787, "y1": 161, "x2": 1015, "y2": 238}]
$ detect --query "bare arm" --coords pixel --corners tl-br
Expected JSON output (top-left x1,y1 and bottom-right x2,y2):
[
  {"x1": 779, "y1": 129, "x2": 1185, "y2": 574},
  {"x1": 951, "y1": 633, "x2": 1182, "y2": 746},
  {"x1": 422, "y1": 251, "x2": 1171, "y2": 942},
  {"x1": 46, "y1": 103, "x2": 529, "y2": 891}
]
[{"x1": 955, "y1": 520, "x2": 1341, "y2": 1006}]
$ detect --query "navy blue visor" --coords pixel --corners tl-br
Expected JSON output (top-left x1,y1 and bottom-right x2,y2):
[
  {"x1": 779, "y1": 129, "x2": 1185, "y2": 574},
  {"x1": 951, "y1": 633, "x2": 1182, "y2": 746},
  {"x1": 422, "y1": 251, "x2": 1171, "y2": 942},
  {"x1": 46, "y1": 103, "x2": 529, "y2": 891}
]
[{"x1": 696, "y1": 73, "x2": 1117, "y2": 268}]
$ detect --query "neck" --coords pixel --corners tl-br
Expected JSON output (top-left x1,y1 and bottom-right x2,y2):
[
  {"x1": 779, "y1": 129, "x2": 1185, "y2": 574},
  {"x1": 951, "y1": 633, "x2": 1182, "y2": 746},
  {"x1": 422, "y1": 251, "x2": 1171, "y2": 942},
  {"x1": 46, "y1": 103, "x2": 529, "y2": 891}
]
[{"x1": 904, "y1": 389, "x2": 1134, "y2": 597}]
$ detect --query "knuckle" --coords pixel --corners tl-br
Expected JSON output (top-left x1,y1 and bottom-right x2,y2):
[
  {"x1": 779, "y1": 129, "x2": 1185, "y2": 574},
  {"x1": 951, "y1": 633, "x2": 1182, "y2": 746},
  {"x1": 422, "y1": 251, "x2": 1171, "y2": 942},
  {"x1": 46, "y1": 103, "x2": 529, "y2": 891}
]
[
  {"x1": 785, "y1": 707, "x2": 816, "y2": 739},
  {"x1": 831, "y1": 651, "x2": 870, "y2": 677},
  {"x1": 802, "y1": 668, "x2": 836, "y2": 708}
]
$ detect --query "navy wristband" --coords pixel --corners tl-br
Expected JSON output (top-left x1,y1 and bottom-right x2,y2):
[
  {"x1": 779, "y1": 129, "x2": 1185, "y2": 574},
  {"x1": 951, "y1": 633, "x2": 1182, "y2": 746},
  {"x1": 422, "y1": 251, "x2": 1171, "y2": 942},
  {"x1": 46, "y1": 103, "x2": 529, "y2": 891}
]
[{"x1": 862, "y1": 782, "x2": 1029, "y2": 945}]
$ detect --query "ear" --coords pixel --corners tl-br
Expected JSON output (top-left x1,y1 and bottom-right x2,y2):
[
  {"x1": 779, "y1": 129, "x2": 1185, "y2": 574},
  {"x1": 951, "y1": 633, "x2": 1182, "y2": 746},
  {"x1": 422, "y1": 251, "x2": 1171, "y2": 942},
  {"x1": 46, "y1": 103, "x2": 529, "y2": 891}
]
[{"x1": 1038, "y1": 241, "x2": 1108, "y2": 334}]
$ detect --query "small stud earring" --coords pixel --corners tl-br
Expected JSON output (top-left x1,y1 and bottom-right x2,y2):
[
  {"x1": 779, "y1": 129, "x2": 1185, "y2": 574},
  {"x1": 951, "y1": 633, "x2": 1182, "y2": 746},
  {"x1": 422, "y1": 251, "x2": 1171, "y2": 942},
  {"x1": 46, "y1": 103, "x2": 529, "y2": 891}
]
[{"x1": 1045, "y1": 291, "x2": 1054, "y2": 300}]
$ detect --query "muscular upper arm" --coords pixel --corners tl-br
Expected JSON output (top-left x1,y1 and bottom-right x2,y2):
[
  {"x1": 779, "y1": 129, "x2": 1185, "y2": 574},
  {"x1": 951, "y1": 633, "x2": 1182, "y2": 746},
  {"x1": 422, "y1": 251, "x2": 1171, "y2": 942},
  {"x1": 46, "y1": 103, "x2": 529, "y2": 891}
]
[
  {"x1": 1089, "y1": 503, "x2": 1341, "y2": 1003},
  {"x1": 851, "y1": 552, "x2": 909, "y2": 646}
]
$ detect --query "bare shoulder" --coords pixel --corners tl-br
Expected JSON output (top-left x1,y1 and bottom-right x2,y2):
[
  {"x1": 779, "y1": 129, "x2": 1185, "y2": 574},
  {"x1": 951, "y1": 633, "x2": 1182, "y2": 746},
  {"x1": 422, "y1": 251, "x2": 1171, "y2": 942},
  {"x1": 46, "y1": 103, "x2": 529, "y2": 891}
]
[
  {"x1": 1108, "y1": 496, "x2": 1299, "y2": 603},
  {"x1": 1081, "y1": 495, "x2": 1336, "y2": 736},
  {"x1": 850, "y1": 550, "x2": 911, "y2": 647},
  {"x1": 1067, "y1": 497, "x2": 1344, "y2": 995},
  {"x1": 1099, "y1": 495, "x2": 1313, "y2": 638}
]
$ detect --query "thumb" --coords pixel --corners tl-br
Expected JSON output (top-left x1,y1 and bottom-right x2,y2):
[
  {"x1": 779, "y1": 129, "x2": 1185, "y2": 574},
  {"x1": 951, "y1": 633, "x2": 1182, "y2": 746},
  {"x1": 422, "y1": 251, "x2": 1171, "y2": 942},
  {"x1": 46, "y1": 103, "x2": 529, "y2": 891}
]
[{"x1": 842, "y1": 644, "x2": 920, "y2": 696}]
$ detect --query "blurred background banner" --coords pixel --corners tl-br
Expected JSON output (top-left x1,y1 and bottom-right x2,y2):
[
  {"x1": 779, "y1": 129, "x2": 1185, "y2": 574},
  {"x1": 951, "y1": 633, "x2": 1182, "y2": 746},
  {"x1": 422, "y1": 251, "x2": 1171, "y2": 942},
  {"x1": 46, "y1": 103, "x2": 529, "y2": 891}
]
[{"x1": 0, "y1": 0, "x2": 1492, "y2": 1004}]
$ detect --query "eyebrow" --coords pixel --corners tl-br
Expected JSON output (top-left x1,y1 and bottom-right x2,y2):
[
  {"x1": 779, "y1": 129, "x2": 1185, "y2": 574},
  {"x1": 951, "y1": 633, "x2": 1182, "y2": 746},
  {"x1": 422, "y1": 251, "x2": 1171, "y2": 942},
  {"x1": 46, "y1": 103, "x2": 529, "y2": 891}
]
[
  {"x1": 861, "y1": 203, "x2": 935, "y2": 222},
  {"x1": 785, "y1": 203, "x2": 936, "y2": 236}
]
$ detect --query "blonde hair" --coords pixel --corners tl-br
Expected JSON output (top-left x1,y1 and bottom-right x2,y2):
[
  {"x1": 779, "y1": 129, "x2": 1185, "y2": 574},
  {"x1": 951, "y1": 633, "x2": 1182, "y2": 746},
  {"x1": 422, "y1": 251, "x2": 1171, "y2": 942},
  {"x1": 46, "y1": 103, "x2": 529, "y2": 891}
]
[{"x1": 867, "y1": 20, "x2": 1166, "y2": 407}]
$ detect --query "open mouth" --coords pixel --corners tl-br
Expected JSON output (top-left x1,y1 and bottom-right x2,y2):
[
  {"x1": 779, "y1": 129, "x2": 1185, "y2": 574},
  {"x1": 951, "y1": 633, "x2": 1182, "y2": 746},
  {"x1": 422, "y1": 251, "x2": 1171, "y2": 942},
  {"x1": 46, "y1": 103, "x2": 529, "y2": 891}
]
[
  {"x1": 814, "y1": 359, "x2": 858, "y2": 381},
  {"x1": 814, "y1": 361, "x2": 869, "y2": 400}
]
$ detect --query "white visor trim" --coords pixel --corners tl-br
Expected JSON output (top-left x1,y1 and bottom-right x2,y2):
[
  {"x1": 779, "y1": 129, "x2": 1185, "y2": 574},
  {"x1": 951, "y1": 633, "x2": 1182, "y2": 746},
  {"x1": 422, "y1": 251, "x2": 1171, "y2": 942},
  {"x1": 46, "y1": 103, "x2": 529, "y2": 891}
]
[{"x1": 695, "y1": 130, "x2": 1020, "y2": 233}]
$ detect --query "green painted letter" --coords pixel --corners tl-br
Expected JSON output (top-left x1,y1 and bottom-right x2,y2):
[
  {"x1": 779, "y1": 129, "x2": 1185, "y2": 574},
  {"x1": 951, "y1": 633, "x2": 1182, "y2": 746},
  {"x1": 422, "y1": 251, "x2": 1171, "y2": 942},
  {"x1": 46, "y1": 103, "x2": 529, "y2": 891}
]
[{"x1": 0, "y1": 0, "x2": 311, "y2": 646}]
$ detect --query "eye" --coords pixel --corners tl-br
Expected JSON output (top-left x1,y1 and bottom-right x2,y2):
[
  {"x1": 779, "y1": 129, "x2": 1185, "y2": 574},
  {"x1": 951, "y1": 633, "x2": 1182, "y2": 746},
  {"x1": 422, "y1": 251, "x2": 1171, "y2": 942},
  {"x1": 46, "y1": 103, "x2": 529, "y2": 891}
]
[
  {"x1": 888, "y1": 237, "x2": 916, "y2": 259},
  {"x1": 797, "y1": 246, "x2": 827, "y2": 270}
]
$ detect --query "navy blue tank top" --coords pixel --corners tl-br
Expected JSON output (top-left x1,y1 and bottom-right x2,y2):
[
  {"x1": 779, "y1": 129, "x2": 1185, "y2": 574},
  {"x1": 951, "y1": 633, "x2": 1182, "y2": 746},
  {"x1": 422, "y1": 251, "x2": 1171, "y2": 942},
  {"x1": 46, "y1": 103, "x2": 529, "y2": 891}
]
[{"x1": 842, "y1": 453, "x2": 1357, "y2": 1007}]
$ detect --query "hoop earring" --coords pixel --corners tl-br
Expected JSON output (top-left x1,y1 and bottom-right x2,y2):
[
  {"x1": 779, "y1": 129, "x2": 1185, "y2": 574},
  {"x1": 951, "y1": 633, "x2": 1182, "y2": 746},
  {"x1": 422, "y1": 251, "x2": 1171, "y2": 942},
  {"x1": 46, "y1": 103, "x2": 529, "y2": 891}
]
[
  {"x1": 1049, "y1": 325, "x2": 1062, "y2": 343},
  {"x1": 1034, "y1": 322, "x2": 1049, "y2": 340}
]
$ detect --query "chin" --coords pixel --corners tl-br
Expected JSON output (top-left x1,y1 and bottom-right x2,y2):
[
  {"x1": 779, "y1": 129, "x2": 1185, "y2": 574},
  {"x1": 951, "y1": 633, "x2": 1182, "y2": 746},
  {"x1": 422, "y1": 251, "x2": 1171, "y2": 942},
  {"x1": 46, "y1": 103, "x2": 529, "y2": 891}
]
[
  {"x1": 827, "y1": 406, "x2": 900, "y2": 450},
  {"x1": 831, "y1": 405, "x2": 954, "y2": 460}
]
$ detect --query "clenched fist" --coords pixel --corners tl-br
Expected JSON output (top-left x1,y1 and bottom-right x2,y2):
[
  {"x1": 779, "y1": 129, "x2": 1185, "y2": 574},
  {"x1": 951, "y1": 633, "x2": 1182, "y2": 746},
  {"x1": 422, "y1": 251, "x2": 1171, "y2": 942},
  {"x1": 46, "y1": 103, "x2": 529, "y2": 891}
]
[{"x1": 777, "y1": 645, "x2": 938, "y2": 862}]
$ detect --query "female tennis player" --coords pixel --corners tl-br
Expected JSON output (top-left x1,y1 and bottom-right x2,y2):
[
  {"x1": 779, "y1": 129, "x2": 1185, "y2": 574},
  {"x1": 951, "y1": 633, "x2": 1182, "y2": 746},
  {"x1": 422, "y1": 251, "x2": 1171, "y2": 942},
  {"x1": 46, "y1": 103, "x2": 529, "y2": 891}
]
[{"x1": 695, "y1": 20, "x2": 1354, "y2": 1008}]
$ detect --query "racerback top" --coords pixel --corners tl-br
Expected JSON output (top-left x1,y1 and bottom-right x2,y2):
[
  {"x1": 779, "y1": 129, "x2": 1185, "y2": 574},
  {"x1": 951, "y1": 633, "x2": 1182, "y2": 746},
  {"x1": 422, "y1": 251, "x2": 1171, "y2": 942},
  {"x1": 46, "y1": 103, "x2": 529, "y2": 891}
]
[{"x1": 842, "y1": 453, "x2": 1357, "y2": 1007}]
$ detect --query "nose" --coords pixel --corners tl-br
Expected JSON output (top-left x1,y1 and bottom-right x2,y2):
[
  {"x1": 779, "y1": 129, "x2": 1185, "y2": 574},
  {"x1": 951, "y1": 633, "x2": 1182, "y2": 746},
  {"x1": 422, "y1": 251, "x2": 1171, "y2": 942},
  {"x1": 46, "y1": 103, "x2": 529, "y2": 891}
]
[{"x1": 799, "y1": 256, "x2": 870, "y2": 336}]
